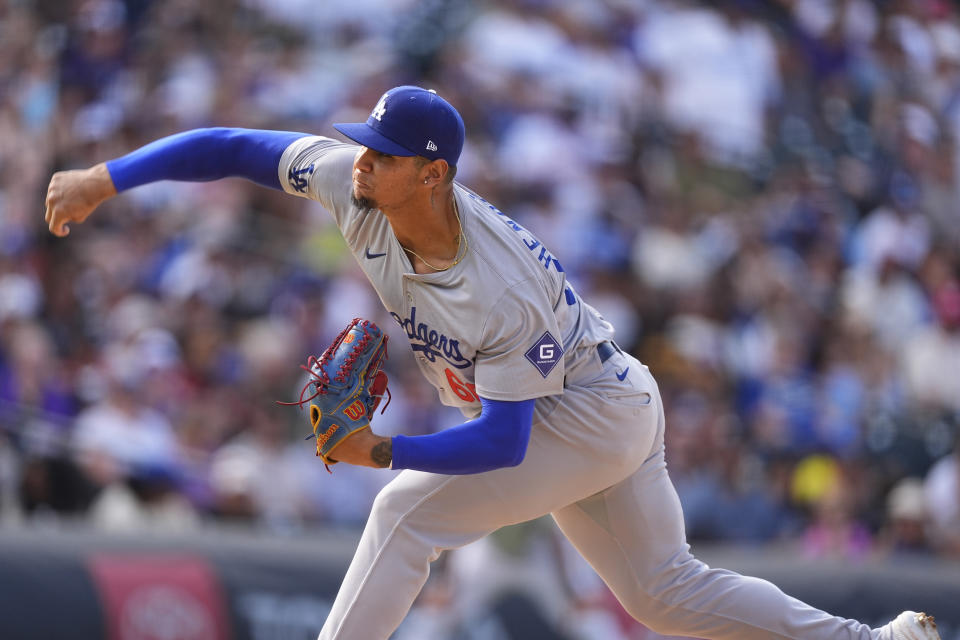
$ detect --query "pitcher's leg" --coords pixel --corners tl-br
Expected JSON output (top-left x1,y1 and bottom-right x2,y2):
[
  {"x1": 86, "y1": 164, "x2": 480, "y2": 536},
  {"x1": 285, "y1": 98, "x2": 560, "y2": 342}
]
[
  {"x1": 553, "y1": 448, "x2": 877, "y2": 640},
  {"x1": 318, "y1": 472, "x2": 483, "y2": 640}
]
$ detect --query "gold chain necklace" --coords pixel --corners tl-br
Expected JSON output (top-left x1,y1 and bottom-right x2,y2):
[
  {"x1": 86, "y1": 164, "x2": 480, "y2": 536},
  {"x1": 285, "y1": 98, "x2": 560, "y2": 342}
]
[{"x1": 402, "y1": 200, "x2": 468, "y2": 272}]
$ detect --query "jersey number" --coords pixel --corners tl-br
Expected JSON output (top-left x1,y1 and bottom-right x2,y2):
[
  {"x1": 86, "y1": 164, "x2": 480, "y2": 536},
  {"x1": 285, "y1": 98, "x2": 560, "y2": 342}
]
[{"x1": 445, "y1": 368, "x2": 478, "y2": 403}]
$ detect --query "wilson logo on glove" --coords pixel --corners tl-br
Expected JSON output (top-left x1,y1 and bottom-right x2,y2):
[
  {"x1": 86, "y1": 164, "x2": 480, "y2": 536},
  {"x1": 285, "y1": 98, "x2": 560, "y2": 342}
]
[
  {"x1": 343, "y1": 400, "x2": 366, "y2": 421},
  {"x1": 278, "y1": 318, "x2": 390, "y2": 472}
]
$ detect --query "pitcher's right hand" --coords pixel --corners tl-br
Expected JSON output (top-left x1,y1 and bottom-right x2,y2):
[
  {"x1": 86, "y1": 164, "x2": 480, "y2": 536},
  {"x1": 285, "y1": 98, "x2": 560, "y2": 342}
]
[{"x1": 44, "y1": 163, "x2": 117, "y2": 237}]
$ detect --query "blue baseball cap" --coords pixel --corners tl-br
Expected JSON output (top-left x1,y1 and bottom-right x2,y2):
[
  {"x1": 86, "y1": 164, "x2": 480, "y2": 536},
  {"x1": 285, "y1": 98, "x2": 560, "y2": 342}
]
[{"x1": 334, "y1": 86, "x2": 465, "y2": 167}]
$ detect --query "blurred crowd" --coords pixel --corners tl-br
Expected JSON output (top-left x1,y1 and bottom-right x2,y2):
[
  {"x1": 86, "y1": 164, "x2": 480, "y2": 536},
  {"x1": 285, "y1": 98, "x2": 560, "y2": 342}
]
[{"x1": 1, "y1": 0, "x2": 959, "y2": 631}]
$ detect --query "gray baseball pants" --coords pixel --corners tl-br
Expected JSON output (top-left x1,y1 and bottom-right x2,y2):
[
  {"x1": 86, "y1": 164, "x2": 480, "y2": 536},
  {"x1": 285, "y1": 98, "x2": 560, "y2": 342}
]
[{"x1": 318, "y1": 349, "x2": 880, "y2": 639}]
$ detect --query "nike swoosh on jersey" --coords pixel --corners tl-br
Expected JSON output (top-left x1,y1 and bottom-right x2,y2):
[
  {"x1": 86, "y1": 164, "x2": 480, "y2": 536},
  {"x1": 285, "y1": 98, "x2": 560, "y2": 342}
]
[
  {"x1": 365, "y1": 248, "x2": 387, "y2": 259},
  {"x1": 616, "y1": 368, "x2": 629, "y2": 381}
]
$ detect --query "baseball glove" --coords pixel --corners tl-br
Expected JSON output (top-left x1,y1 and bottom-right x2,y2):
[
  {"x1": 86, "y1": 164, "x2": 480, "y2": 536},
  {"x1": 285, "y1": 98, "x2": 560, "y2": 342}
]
[{"x1": 280, "y1": 318, "x2": 390, "y2": 471}]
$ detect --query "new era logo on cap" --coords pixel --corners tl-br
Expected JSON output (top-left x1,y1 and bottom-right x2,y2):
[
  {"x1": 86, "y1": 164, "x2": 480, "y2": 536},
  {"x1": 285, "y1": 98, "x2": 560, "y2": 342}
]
[{"x1": 426, "y1": 140, "x2": 438, "y2": 152}]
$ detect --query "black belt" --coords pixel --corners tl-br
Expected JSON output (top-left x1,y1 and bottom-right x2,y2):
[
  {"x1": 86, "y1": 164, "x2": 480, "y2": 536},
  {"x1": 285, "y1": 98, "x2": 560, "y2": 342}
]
[{"x1": 597, "y1": 341, "x2": 622, "y2": 363}]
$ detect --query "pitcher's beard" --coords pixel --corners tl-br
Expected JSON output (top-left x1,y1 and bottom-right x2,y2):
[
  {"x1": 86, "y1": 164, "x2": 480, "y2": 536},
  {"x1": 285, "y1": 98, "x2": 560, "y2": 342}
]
[{"x1": 351, "y1": 193, "x2": 376, "y2": 210}]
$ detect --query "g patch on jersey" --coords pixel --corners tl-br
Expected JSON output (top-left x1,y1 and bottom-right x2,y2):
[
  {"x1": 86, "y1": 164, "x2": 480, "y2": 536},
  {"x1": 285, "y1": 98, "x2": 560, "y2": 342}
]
[{"x1": 525, "y1": 332, "x2": 563, "y2": 378}]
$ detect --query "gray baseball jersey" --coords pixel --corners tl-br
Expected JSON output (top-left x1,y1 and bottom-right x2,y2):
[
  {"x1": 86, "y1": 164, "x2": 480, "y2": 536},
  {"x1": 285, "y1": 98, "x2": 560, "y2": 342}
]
[{"x1": 278, "y1": 136, "x2": 614, "y2": 417}]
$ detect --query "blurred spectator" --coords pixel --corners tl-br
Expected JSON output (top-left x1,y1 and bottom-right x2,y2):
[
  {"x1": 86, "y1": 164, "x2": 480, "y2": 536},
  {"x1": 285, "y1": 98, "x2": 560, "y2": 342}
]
[
  {"x1": 840, "y1": 255, "x2": 930, "y2": 354},
  {"x1": 795, "y1": 455, "x2": 873, "y2": 561},
  {"x1": 87, "y1": 463, "x2": 199, "y2": 533},
  {"x1": 0, "y1": 320, "x2": 74, "y2": 426},
  {"x1": 902, "y1": 281, "x2": 960, "y2": 412},
  {"x1": 635, "y1": 3, "x2": 780, "y2": 162},
  {"x1": 67, "y1": 347, "x2": 195, "y2": 532},
  {"x1": 924, "y1": 445, "x2": 960, "y2": 556},
  {"x1": 208, "y1": 404, "x2": 319, "y2": 531},
  {"x1": 878, "y1": 476, "x2": 931, "y2": 555},
  {"x1": 72, "y1": 359, "x2": 181, "y2": 491}
]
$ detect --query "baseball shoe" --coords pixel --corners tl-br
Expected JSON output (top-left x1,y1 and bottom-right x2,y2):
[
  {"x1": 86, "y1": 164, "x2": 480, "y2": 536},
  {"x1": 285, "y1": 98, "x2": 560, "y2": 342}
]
[{"x1": 877, "y1": 611, "x2": 940, "y2": 640}]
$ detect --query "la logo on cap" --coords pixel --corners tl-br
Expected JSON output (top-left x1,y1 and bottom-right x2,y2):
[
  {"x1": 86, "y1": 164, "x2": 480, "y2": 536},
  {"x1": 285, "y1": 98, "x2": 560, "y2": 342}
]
[{"x1": 372, "y1": 95, "x2": 387, "y2": 122}]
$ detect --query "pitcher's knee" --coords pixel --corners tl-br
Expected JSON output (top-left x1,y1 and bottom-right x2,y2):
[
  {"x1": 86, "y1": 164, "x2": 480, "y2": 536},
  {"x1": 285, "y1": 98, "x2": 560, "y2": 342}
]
[
  {"x1": 616, "y1": 590, "x2": 679, "y2": 633},
  {"x1": 613, "y1": 554, "x2": 711, "y2": 635},
  {"x1": 367, "y1": 483, "x2": 451, "y2": 567},
  {"x1": 369, "y1": 478, "x2": 448, "y2": 542},
  {"x1": 369, "y1": 483, "x2": 416, "y2": 527}
]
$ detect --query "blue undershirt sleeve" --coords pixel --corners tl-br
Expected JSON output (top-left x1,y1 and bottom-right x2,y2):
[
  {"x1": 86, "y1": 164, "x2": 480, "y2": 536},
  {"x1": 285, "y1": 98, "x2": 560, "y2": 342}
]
[
  {"x1": 390, "y1": 397, "x2": 535, "y2": 475},
  {"x1": 105, "y1": 128, "x2": 309, "y2": 192}
]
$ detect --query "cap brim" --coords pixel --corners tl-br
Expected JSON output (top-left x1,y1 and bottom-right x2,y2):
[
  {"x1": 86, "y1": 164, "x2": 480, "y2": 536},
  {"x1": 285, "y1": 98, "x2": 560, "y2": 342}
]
[{"x1": 333, "y1": 123, "x2": 416, "y2": 157}]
